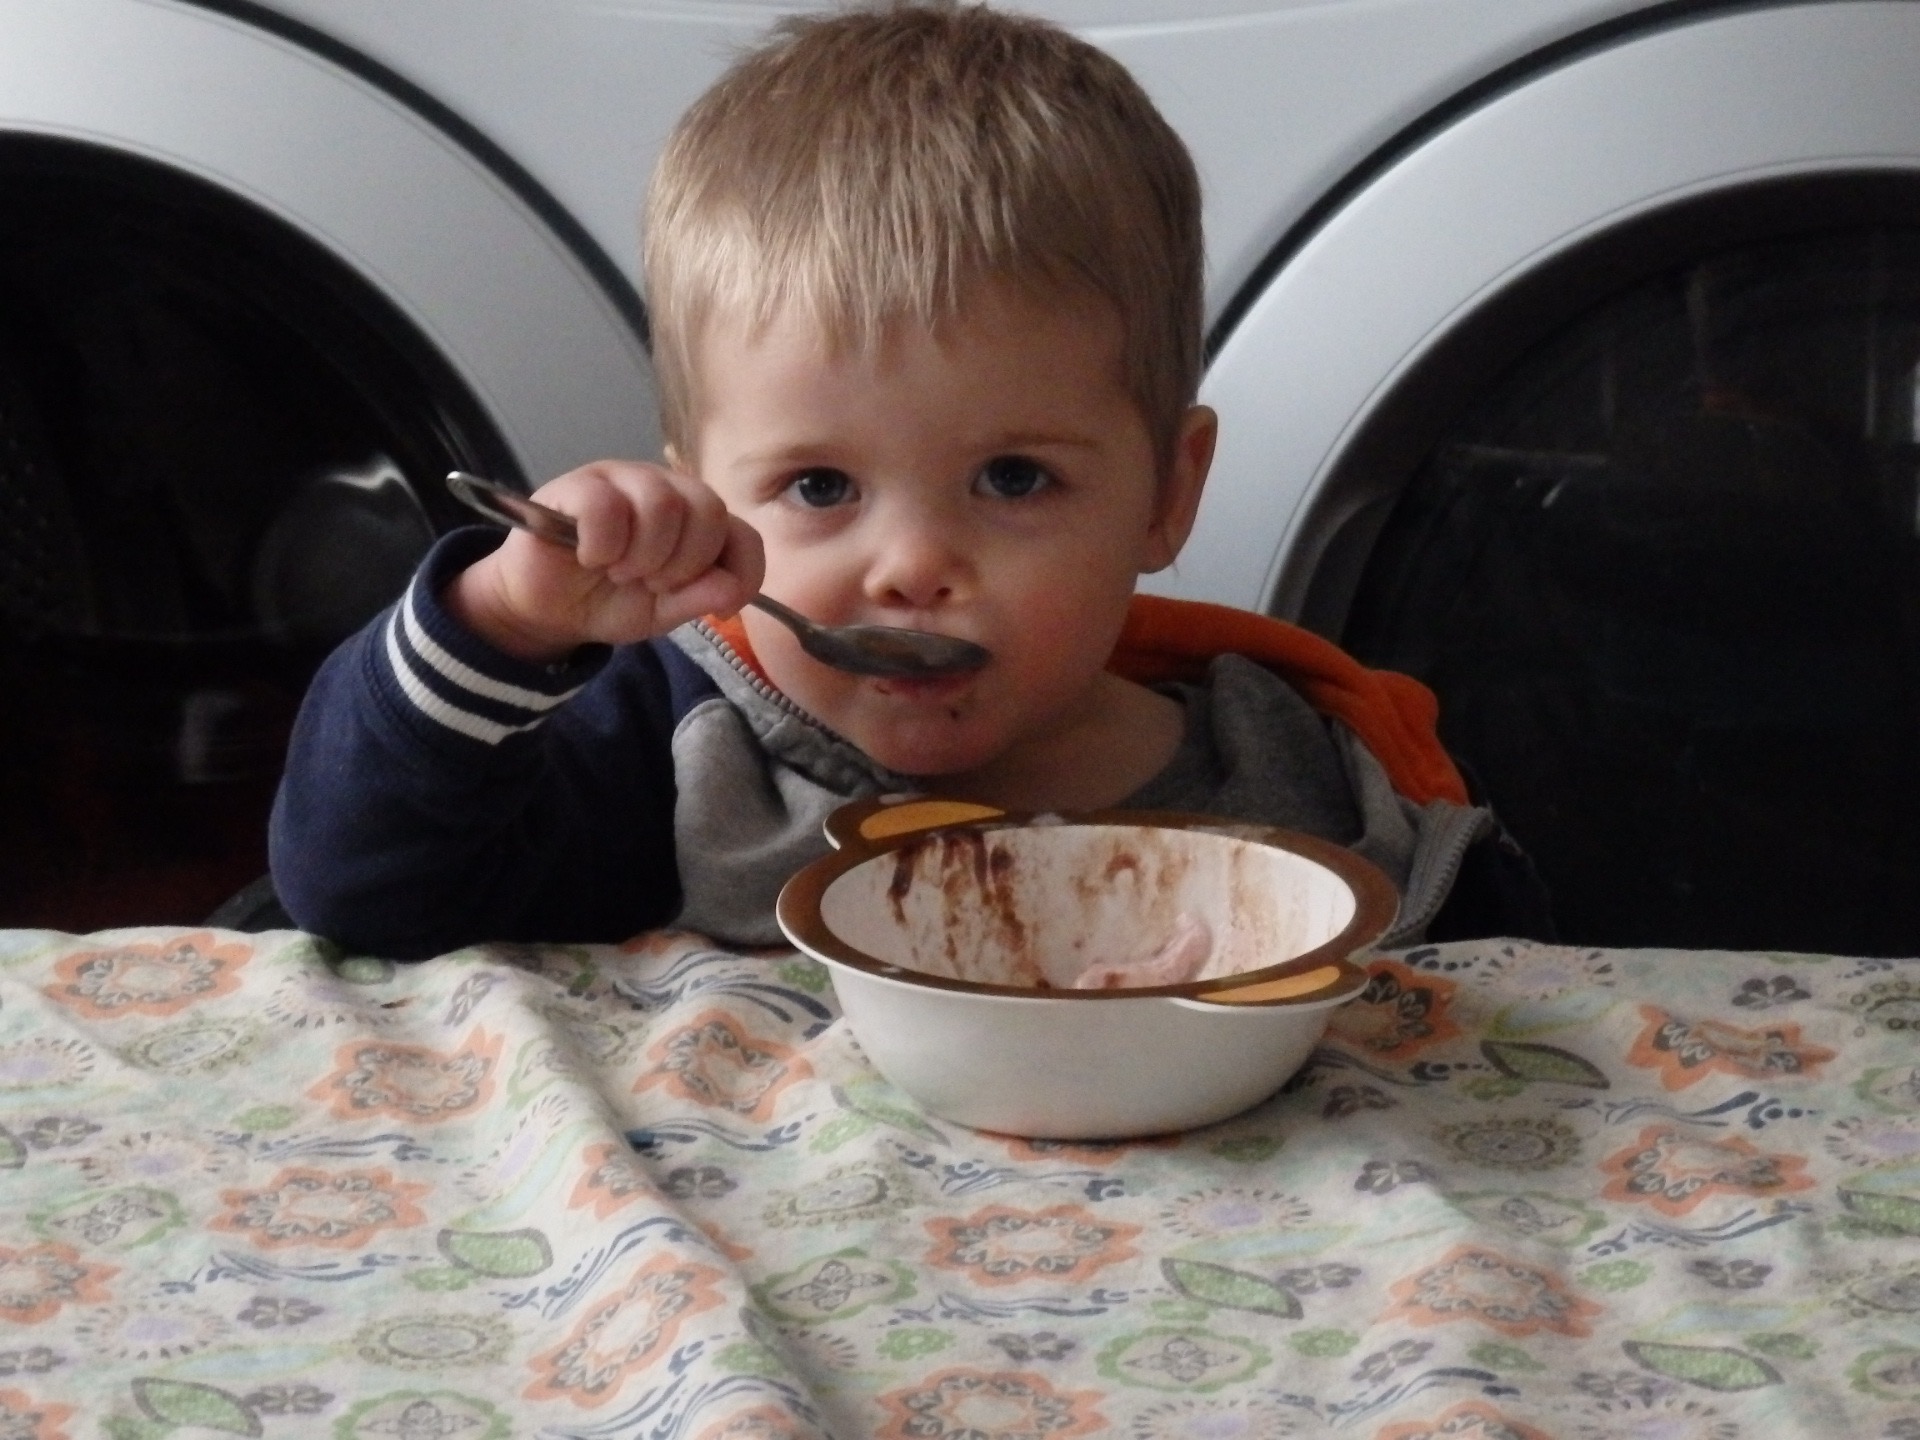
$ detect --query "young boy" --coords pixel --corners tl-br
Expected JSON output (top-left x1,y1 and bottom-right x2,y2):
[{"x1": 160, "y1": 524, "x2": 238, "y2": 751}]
[{"x1": 270, "y1": 1, "x2": 1548, "y2": 958}]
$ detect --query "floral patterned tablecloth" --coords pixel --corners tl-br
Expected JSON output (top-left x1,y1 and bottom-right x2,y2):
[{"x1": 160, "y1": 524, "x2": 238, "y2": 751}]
[{"x1": 0, "y1": 925, "x2": 1917, "y2": 1440}]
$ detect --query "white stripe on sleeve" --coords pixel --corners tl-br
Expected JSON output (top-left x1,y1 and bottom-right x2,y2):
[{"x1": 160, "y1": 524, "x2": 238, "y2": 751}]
[
  {"x1": 384, "y1": 613, "x2": 540, "y2": 745},
  {"x1": 399, "y1": 581, "x2": 584, "y2": 715}
]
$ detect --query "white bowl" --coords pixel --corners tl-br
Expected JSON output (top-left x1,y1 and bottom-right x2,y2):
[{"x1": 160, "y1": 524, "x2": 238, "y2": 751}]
[{"x1": 777, "y1": 799, "x2": 1397, "y2": 1138}]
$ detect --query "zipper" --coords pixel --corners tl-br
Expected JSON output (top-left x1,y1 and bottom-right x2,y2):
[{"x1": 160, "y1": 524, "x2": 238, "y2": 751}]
[
  {"x1": 1382, "y1": 804, "x2": 1494, "y2": 949},
  {"x1": 690, "y1": 619, "x2": 815, "y2": 725},
  {"x1": 687, "y1": 620, "x2": 909, "y2": 788}
]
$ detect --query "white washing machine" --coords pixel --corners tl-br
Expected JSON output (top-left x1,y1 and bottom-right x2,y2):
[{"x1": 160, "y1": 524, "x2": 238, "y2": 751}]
[{"x1": 4, "y1": 0, "x2": 1918, "y2": 951}]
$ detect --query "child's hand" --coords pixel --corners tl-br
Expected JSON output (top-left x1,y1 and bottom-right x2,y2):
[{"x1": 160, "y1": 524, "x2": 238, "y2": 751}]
[{"x1": 445, "y1": 461, "x2": 764, "y2": 662}]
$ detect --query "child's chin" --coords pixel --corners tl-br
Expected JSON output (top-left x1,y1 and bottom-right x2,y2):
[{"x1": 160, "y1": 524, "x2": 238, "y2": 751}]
[{"x1": 855, "y1": 723, "x2": 1000, "y2": 783}]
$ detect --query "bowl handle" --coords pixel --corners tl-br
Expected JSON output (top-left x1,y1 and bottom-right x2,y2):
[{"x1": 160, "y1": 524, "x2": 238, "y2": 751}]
[
  {"x1": 1177, "y1": 958, "x2": 1369, "y2": 1009},
  {"x1": 823, "y1": 796, "x2": 1006, "y2": 851}
]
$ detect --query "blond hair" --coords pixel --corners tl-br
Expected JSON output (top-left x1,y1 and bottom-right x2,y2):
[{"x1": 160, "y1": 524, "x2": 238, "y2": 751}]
[{"x1": 643, "y1": 1, "x2": 1204, "y2": 467}]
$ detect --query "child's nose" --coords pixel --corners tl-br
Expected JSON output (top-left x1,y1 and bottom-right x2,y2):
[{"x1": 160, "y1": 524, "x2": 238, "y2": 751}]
[{"x1": 862, "y1": 508, "x2": 969, "y2": 610}]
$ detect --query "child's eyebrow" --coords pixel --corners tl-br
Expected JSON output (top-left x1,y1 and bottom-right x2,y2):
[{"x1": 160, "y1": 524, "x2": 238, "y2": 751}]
[
  {"x1": 733, "y1": 442, "x2": 844, "y2": 469},
  {"x1": 735, "y1": 431, "x2": 1102, "y2": 469},
  {"x1": 986, "y1": 430, "x2": 1102, "y2": 452}
]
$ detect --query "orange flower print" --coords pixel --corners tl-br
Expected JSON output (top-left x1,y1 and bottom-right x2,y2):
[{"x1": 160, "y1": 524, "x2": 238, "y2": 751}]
[
  {"x1": 924, "y1": 1204, "x2": 1142, "y2": 1288},
  {"x1": 994, "y1": 1134, "x2": 1178, "y2": 1168},
  {"x1": 1599, "y1": 1125, "x2": 1817, "y2": 1217},
  {"x1": 42, "y1": 933, "x2": 247, "y2": 1020},
  {"x1": 1375, "y1": 1399, "x2": 1554, "y2": 1440},
  {"x1": 212, "y1": 1166, "x2": 430, "y2": 1249},
  {"x1": 693, "y1": 1404, "x2": 813, "y2": 1440},
  {"x1": 0, "y1": 1388, "x2": 74, "y2": 1440},
  {"x1": 694, "y1": 1220, "x2": 756, "y2": 1265},
  {"x1": 1627, "y1": 1007, "x2": 1836, "y2": 1091},
  {"x1": 0, "y1": 1244, "x2": 116, "y2": 1328},
  {"x1": 524, "y1": 1253, "x2": 726, "y2": 1408},
  {"x1": 875, "y1": 1369, "x2": 1106, "y2": 1440},
  {"x1": 633, "y1": 1010, "x2": 811, "y2": 1122},
  {"x1": 0, "y1": 1245, "x2": 115, "y2": 1325},
  {"x1": 1385, "y1": 1246, "x2": 1601, "y2": 1338},
  {"x1": 620, "y1": 929, "x2": 702, "y2": 958},
  {"x1": 568, "y1": 1141, "x2": 655, "y2": 1221},
  {"x1": 309, "y1": 1029, "x2": 502, "y2": 1124},
  {"x1": 1327, "y1": 961, "x2": 1461, "y2": 1060}
]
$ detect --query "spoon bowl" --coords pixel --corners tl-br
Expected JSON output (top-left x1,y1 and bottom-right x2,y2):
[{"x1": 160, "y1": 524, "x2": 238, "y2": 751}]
[{"x1": 445, "y1": 472, "x2": 991, "y2": 679}]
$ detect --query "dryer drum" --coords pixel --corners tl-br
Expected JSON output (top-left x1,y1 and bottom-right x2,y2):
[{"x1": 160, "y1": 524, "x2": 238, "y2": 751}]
[
  {"x1": 0, "y1": 137, "x2": 512, "y2": 932},
  {"x1": 1335, "y1": 179, "x2": 1920, "y2": 956},
  {"x1": 0, "y1": 342, "x2": 89, "y2": 634}
]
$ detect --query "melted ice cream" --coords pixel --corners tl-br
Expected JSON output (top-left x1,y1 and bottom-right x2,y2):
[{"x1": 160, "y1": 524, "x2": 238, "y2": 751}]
[{"x1": 1071, "y1": 913, "x2": 1213, "y2": 989}]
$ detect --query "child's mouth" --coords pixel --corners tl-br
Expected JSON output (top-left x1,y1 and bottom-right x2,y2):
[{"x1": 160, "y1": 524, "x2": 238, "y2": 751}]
[{"x1": 871, "y1": 673, "x2": 976, "y2": 707}]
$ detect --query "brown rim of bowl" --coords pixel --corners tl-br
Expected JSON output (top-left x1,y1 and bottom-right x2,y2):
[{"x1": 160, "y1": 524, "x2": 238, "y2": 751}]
[{"x1": 774, "y1": 805, "x2": 1398, "y2": 1002}]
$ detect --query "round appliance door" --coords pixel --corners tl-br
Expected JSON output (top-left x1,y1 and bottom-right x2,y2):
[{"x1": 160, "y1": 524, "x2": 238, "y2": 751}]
[
  {"x1": 1185, "y1": 1, "x2": 1920, "y2": 954},
  {"x1": 0, "y1": 0, "x2": 657, "y2": 929}
]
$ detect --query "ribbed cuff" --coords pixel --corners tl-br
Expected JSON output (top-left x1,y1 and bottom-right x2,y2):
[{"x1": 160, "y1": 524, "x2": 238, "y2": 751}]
[{"x1": 372, "y1": 527, "x2": 609, "y2": 745}]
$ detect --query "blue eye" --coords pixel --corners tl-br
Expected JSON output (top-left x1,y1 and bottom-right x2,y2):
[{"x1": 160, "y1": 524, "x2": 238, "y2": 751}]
[
  {"x1": 789, "y1": 468, "x2": 854, "y2": 508},
  {"x1": 976, "y1": 455, "x2": 1050, "y2": 498}
]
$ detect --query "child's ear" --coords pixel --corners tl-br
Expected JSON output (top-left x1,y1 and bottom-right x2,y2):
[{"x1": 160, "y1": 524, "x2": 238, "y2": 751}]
[{"x1": 1140, "y1": 405, "x2": 1217, "y2": 574}]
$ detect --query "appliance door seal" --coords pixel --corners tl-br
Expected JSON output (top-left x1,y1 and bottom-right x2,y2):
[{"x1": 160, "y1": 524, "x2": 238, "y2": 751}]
[
  {"x1": 0, "y1": 0, "x2": 661, "y2": 480},
  {"x1": 1179, "y1": 0, "x2": 1920, "y2": 622}
]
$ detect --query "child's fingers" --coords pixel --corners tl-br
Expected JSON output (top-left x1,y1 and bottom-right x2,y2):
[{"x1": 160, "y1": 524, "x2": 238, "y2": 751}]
[
  {"x1": 599, "y1": 472, "x2": 693, "y2": 586},
  {"x1": 646, "y1": 517, "x2": 765, "y2": 633},
  {"x1": 636, "y1": 480, "x2": 735, "y2": 595},
  {"x1": 532, "y1": 463, "x2": 649, "y2": 573},
  {"x1": 719, "y1": 514, "x2": 766, "y2": 603},
  {"x1": 506, "y1": 461, "x2": 761, "y2": 642}
]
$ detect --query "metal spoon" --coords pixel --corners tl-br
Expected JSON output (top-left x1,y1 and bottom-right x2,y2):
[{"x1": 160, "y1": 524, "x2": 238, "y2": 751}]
[{"x1": 445, "y1": 471, "x2": 991, "y2": 679}]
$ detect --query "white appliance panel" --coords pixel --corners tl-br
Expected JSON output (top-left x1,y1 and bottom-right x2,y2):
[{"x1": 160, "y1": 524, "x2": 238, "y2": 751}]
[
  {"x1": 0, "y1": 0, "x2": 660, "y2": 481},
  {"x1": 1181, "y1": 0, "x2": 1920, "y2": 615}
]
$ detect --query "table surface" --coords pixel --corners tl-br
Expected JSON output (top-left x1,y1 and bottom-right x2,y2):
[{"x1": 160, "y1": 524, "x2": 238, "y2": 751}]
[{"x1": 0, "y1": 925, "x2": 1917, "y2": 1439}]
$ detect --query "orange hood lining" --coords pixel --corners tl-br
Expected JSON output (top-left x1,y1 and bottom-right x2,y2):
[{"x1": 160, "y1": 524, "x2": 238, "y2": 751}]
[{"x1": 704, "y1": 594, "x2": 1468, "y2": 806}]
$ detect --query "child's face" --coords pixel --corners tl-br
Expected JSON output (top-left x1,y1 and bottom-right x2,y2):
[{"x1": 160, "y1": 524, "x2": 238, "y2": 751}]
[{"x1": 684, "y1": 282, "x2": 1213, "y2": 787}]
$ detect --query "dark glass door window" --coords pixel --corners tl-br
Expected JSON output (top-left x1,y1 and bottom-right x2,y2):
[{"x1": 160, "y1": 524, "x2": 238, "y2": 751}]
[
  {"x1": 0, "y1": 138, "x2": 514, "y2": 931},
  {"x1": 1345, "y1": 208, "x2": 1920, "y2": 954}
]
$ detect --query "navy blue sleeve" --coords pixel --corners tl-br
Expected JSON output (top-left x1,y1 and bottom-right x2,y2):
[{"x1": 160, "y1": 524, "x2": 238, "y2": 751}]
[{"x1": 268, "y1": 528, "x2": 708, "y2": 958}]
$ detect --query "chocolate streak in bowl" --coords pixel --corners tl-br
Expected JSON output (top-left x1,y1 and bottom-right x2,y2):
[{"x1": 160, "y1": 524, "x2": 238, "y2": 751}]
[{"x1": 843, "y1": 819, "x2": 1333, "y2": 992}]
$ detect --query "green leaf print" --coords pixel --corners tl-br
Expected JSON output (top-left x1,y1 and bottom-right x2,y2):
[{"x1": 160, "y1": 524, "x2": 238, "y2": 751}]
[
  {"x1": 1288, "y1": 1329, "x2": 1358, "y2": 1358},
  {"x1": 332, "y1": 956, "x2": 395, "y2": 985},
  {"x1": 878, "y1": 1327, "x2": 953, "y2": 1360},
  {"x1": 1468, "y1": 1341, "x2": 1546, "y2": 1373},
  {"x1": 131, "y1": 1379, "x2": 262, "y2": 1436},
  {"x1": 809, "y1": 1111, "x2": 878, "y2": 1153},
  {"x1": 1151, "y1": 1300, "x2": 1212, "y2": 1323},
  {"x1": 777, "y1": 958, "x2": 831, "y2": 993},
  {"x1": 438, "y1": 1227, "x2": 553, "y2": 1278},
  {"x1": 1461, "y1": 1076, "x2": 1529, "y2": 1102},
  {"x1": 1745, "y1": 1332, "x2": 1819, "y2": 1361},
  {"x1": 232, "y1": 1104, "x2": 296, "y2": 1132},
  {"x1": 1622, "y1": 1341, "x2": 1783, "y2": 1392},
  {"x1": 1579, "y1": 1260, "x2": 1651, "y2": 1292},
  {"x1": 1839, "y1": 1189, "x2": 1920, "y2": 1236},
  {"x1": 834, "y1": 1077, "x2": 947, "y2": 1141},
  {"x1": 1481, "y1": 1040, "x2": 1610, "y2": 1089},
  {"x1": 404, "y1": 1267, "x2": 474, "y2": 1292},
  {"x1": 1161, "y1": 1258, "x2": 1304, "y2": 1318},
  {"x1": 1209, "y1": 1136, "x2": 1283, "y2": 1163}
]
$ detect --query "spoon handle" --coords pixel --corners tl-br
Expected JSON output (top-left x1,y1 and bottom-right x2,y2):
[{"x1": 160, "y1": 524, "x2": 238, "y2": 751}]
[
  {"x1": 449, "y1": 472, "x2": 805, "y2": 635},
  {"x1": 444, "y1": 471, "x2": 990, "y2": 678},
  {"x1": 743, "y1": 591, "x2": 815, "y2": 636},
  {"x1": 450, "y1": 474, "x2": 798, "y2": 627},
  {"x1": 447, "y1": 472, "x2": 579, "y2": 548}
]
